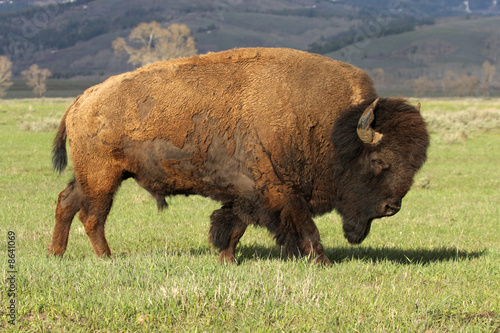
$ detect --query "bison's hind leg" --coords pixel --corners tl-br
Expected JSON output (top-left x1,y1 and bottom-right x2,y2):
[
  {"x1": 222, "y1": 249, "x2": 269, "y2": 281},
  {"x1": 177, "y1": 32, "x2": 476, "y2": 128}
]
[
  {"x1": 49, "y1": 175, "x2": 119, "y2": 258},
  {"x1": 66, "y1": 165, "x2": 125, "y2": 258},
  {"x1": 209, "y1": 203, "x2": 248, "y2": 264},
  {"x1": 48, "y1": 180, "x2": 83, "y2": 257},
  {"x1": 76, "y1": 169, "x2": 127, "y2": 258},
  {"x1": 77, "y1": 195, "x2": 114, "y2": 258}
]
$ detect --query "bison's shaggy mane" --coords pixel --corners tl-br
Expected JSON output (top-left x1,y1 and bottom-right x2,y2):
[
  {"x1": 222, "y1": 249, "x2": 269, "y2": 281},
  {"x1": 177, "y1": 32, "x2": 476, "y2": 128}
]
[
  {"x1": 372, "y1": 98, "x2": 429, "y2": 171},
  {"x1": 331, "y1": 98, "x2": 429, "y2": 178},
  {"x1": 330, "y1": 100, "x2": 370, "y2": 176}
]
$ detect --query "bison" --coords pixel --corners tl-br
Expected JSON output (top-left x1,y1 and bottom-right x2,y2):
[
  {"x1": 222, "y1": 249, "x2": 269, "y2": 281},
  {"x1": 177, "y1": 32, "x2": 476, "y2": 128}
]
[{"x1": 49, "y1": 47, "x2": 429, "y2": 265}]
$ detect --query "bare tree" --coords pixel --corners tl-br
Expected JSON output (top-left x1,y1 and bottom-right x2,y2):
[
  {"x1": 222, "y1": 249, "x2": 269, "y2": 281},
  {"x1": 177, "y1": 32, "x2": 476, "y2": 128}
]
[
  {"x1": 442, "y1": 70, "x2": 458, "y2": 96},
  {"x1": 21, "y1": 64, "x2": 52, "y2": 98},
  {"x1": 441, "y1": 70, "x2": 480, "y2": 97},
  {"x1": 463, "y1": 74, "x2": 479, "y2": 96},
  {"x1": 450, "y1": 73, "x2": 477, "y2": 97},
  {"x1": 0, "y1": 56, "x2": 13, "y2": 98},
  {"x1": 413, "y1": 76, "x2": 435, "y2": 98},
  {"x1": 112, "y1": 22, "x2": 197, "y2": 67},
  {"x1": 481, "y1": 60, "x2": 496, "y2": 97},
  {"x1": 372, "y1": 68, "x2": 385, "y2": 82},
  {"x1": 372, "y1": 68, "x2": 385, "y2": 85}
]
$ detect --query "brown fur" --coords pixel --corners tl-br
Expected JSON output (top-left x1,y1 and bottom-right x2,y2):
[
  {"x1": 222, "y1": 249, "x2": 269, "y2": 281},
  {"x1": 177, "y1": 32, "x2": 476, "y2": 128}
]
[{"x1": 49, "y1": 47, "x2": 428, "y2": 264}]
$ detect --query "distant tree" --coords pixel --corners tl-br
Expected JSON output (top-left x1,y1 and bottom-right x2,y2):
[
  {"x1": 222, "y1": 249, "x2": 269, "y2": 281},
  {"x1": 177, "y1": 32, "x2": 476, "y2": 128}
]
[
  {"x1": 447, "y1": 72, "x2": 479, "y2": 97},
  {"x1": 21, "y1": 64, "x2": 52, "y2": 98},
  {"x1": 0, "y1": 56, "x2": 13, "y2": 98},
  {"x1": 481, "y1": 60, "x2": 496, "y2": 97},
  {"x1": 372, "y1": 68, "x2": 385, "y2": 85},
  {"x1": 441, "y1": 70, "x2": 480, "y2": 97},
  {"x1": 413, "y1": 76, "x2": 435, "y2": 98},
  {"x1": 442, "y1": 70, "x2": 458, "y2": 96},
  {"x1": 112, "y1": 22, "x2": 197, "y2": 67},
  {"x1": 462, "y1": 73, "x2": 479, "y2": 96}
]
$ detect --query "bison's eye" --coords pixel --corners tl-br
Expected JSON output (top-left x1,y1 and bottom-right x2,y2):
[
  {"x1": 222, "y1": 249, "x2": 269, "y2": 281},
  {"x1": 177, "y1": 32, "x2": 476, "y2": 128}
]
[{"x1": 371, "y1": 158, "x2": 389, "y2": 175}]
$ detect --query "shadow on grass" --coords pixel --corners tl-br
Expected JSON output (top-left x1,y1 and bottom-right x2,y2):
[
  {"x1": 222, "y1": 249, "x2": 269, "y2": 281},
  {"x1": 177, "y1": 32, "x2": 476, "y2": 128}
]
[
  {"x1": 233, "y1": 244, "x2": 486, "y2": 265},
  {"x1": 119, "y1": 243, "x2": 485, "y2": 266},
  {"x1": 324, "y1": 246, "x2": 486, "y2": 265}
]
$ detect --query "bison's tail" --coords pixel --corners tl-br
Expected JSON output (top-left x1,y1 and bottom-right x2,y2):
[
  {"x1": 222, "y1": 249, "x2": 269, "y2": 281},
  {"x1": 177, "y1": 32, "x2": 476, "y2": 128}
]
[{"x1": 52, "y1": 107, "x2": 69, "y2": 174}]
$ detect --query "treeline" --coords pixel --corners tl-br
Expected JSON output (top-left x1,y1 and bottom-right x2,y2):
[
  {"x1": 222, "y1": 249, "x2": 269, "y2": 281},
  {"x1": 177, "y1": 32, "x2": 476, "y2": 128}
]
[
  {"x1": 349, "y1": 0, "x2": 496, "y2": 11},
  {"x1": 412, "y1": 62, "x2": 497, "y2": 98},
  {"x1": 32, "y1": 7, "x2": 169, "y2": 50},
  {"x1": 266, "y1": 8, "x2": 349, "y2": 19},
  {"x1": 0, "y1": 0, "x2": 32, "y2": 14},
  {"x1": 307, "y1": 16, "x2": 435, "y2": 55},
  {"x1": 35, "y1": 18, "x2": 109, "y2": 50},
  {"x1": 0, "y1": 5, "x2": 165, "y2": 56}
]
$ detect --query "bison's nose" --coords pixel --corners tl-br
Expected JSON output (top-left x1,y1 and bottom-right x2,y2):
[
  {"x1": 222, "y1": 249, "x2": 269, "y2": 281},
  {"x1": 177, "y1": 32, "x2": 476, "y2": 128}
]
[{"x1": 383, "y1": 199, "x2": 401, "y2": 216}]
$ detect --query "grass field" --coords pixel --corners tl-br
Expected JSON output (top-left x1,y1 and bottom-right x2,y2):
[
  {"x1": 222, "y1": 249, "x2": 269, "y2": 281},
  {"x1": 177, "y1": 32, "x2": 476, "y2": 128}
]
[{"x1": 1, "y1": 98, "x2": 499, "y2": 332}]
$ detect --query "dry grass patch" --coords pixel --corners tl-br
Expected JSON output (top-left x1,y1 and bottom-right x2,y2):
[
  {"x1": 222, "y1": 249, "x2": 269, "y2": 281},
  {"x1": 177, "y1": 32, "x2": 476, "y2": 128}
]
[{"x1": 418, "y1": 98, "x2": 500, "y2": 143}]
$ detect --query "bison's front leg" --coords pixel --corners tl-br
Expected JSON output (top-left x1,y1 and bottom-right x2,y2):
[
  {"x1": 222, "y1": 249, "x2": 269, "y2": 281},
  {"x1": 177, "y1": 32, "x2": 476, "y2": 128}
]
[
  {"x1": 277, "y1": 196, "x2": 331, "y2": 265},
  {"x1": 209, "y1": 204, "x2": 248, "y2": 264}
]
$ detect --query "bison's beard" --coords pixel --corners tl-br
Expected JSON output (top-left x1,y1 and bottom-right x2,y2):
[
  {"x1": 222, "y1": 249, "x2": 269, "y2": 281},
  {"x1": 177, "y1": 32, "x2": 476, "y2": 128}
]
[{"x1": 342, "y1": 217, "x2": 373, "y2": 245}]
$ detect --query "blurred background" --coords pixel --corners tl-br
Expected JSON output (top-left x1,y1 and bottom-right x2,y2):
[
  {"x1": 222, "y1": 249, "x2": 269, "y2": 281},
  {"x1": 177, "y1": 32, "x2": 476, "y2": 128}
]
[{"x1": 0, "y1": 0, "x2": 499, "y2": 98}]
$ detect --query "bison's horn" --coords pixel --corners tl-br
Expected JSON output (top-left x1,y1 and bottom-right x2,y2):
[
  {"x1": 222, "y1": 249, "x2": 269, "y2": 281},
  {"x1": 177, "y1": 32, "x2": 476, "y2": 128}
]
[{"x1": 357, "y1": 98, "x2": 383, "y2": 144}]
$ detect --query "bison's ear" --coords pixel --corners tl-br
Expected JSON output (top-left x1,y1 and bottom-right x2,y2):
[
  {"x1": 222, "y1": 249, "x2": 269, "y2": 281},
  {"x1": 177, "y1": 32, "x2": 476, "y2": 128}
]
[{"x1": 357, "y1": 98, "x2": 383, "y2": 145}]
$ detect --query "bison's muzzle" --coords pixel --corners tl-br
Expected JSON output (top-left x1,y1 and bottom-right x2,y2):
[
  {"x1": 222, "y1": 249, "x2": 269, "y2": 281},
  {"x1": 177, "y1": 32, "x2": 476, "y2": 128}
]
[{"x1": 382, "y1": 199, "x2": 402, "y2": 217}]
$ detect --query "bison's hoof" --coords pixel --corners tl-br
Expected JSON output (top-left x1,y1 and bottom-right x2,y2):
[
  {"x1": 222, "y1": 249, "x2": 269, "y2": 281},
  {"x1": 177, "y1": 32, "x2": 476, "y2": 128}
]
[
  {"x1": 218, "y1": 250, "x2": 236, "y2": 265},
  {"x1": 311, "y1": 252, "x2": 332, "y2": 266}
]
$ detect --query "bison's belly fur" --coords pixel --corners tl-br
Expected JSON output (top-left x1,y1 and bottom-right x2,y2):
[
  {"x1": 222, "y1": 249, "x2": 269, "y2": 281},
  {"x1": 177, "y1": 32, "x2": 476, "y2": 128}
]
[{"x1": 48, "y1": 47, "x2": 428, "y2": 265}]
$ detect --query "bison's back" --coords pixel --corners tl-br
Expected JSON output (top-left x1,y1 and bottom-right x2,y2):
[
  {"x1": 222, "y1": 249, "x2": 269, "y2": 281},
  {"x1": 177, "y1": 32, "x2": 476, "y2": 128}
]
[{"x1": 68, "y1": 47, "x2": 375, "y2": 141}]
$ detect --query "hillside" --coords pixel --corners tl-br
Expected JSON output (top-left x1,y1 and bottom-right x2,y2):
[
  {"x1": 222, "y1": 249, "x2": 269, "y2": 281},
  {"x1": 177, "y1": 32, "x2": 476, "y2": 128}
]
[
  {"x1": 327, "y1": 15, "x2": 500, "y2": 94},
  {"x1": 1, "y1": 0, "x2": 361, "y2": 75},
  {"x1": 0, "y1": 0, "x2": 359, "y2": 98}
]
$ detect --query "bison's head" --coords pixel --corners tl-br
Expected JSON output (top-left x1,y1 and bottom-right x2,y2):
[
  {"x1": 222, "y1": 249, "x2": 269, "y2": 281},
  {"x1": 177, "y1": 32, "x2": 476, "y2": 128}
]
[{"x1": 331, "y1": 97, "x2": 429, "y2": 245}]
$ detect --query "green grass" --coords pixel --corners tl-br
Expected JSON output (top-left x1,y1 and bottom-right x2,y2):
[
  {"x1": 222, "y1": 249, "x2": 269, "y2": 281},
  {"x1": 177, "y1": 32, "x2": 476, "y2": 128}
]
[{"x1": 1, "y1": 98, "x2": 499, "y2": 332}]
